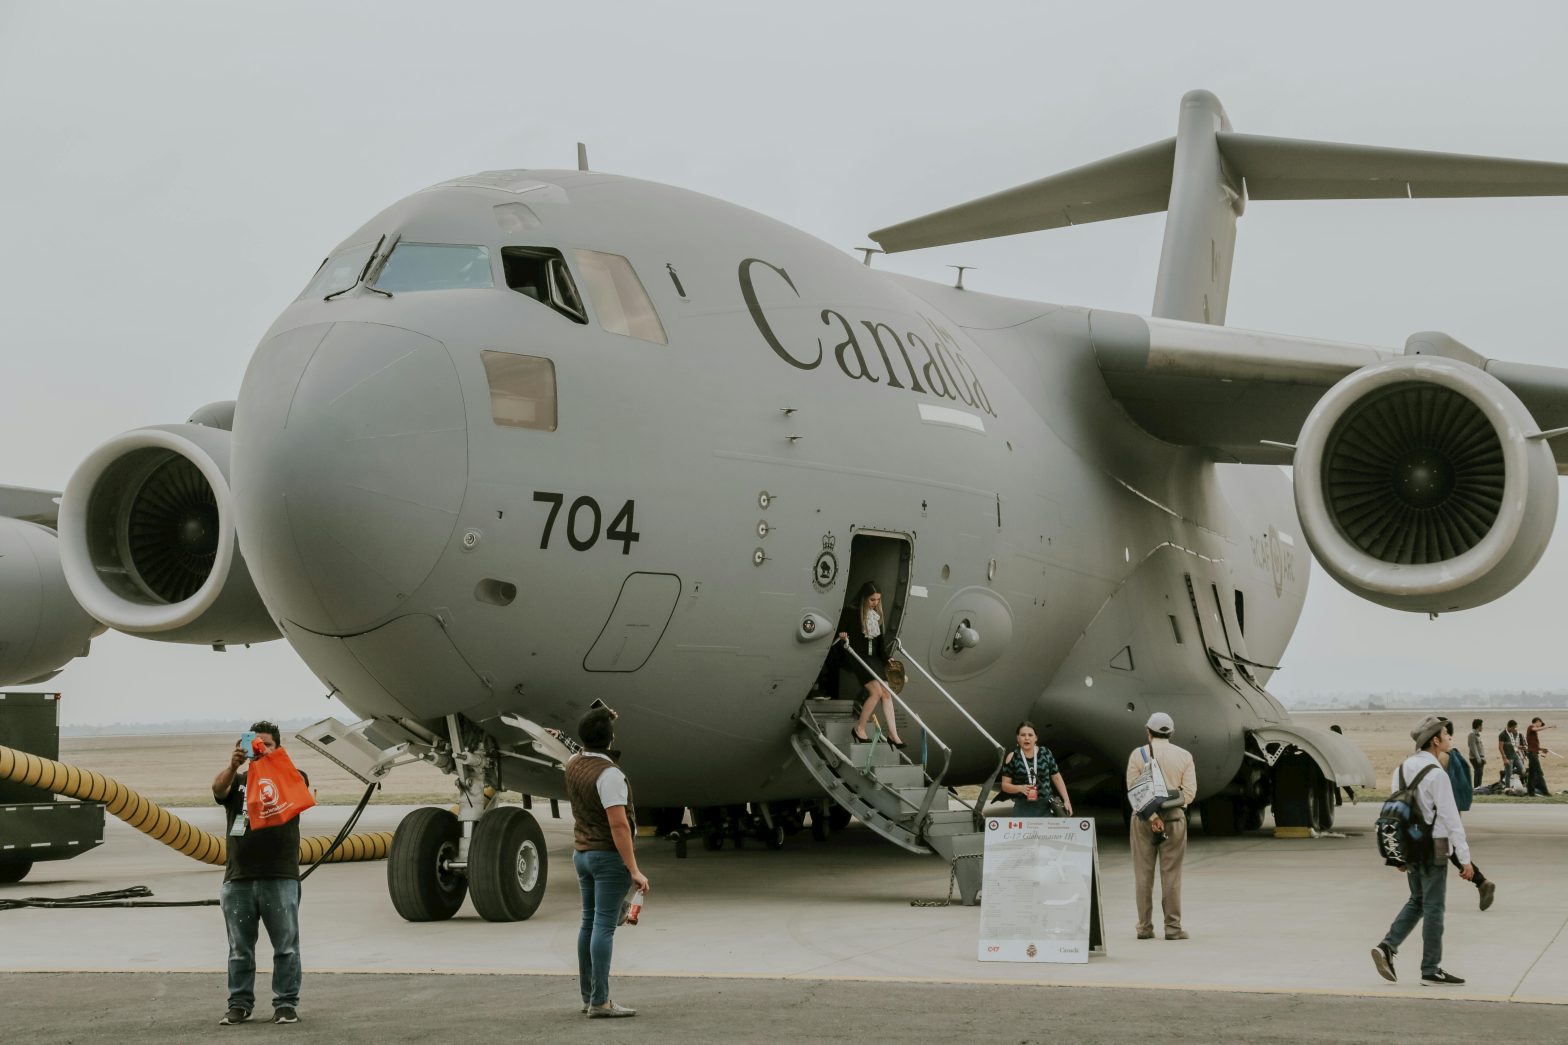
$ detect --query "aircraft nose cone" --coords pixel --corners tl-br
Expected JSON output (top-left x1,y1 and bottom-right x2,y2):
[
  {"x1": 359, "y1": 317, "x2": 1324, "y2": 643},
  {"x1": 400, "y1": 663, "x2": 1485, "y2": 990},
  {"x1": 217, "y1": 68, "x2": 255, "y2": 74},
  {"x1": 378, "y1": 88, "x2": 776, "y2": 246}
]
[{"x1": 233, "y1": 322, "x2": 468, "y2": 634}]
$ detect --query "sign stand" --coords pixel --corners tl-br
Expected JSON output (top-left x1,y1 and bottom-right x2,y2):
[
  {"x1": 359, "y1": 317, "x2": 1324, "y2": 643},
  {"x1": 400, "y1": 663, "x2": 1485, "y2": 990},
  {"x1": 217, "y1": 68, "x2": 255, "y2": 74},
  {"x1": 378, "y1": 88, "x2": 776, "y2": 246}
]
[{"x1": 978, "y1": 816, "x2": 1104, "y2": 963}]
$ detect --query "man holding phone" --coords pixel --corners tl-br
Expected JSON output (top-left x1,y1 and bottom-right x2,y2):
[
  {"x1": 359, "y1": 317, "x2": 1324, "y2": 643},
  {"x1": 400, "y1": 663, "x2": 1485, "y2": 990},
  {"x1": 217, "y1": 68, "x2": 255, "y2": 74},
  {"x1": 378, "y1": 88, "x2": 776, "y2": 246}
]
[{"x1": 211, "y1": 721, "x2": 309, "y2": 1027}]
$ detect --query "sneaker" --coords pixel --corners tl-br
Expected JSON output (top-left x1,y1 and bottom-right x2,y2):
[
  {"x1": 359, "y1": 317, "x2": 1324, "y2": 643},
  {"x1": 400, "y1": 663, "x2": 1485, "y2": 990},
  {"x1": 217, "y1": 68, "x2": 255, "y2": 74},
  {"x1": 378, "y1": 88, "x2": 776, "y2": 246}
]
[
  {"x1": 1478, "y1": 879, "x2": 1496, "y2": 912},
  {"x1": 1371, "y1": 943, "x2": 1396, "y2": 982},
  {"x1": 587, "y1": 1001, "x2": 637, "y2": 1019},
  {"x1": 1136, "y1": 928, "x2": 1154, "y2": 940},
  {"x1": 272, "y1": 1007, "x2": 299, "y2": 1024},
  {"x1": 1422, "y1": 970, "x2": 1465, "y2": 986},
  {"x1": 218, "y1": 1007, "x2": 250, "y2": 1026},
  {"x1": 1164, "y1": 929, "x2": 1190, "y2": 940}
]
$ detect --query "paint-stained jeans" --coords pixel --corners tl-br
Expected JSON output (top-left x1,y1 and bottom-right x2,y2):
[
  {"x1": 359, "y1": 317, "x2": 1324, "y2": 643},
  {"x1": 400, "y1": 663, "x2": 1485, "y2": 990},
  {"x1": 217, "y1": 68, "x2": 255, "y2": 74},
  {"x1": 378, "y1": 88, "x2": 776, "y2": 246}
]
[
  {"x1": 574, "y1": 849, "x2": 631, "y2": 1008},
  {"x1": 221, "y1": 877, "x2": 302, "y2": 1012},
  {"x1": 1381, "y1": 860, "x2": 1447, "y2": 977}
]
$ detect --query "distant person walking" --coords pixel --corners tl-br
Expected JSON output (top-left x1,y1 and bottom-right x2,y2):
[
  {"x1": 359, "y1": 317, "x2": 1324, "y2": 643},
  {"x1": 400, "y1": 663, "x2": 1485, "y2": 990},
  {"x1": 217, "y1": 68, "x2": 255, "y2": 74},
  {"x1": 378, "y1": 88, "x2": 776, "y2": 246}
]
[
  {"x1": 1125, "y1": 712, "x2": 1197, "y2": 941},
  {"x1": 1466, "y1": 720, "x2": 1486, "y2": 790},
  {"x1": 564, "y1": 704, "x2": 650, "y2": 1019},
  {"x1": 1524, "y1": 718, "x2": 1555, "y2": 797},
  {"x1": 1370, "y1": 716, "x2": 1473, "y2": 986},
  {"x1": 1498, "y1": 721, "x2": 1526, "y2": 790}
]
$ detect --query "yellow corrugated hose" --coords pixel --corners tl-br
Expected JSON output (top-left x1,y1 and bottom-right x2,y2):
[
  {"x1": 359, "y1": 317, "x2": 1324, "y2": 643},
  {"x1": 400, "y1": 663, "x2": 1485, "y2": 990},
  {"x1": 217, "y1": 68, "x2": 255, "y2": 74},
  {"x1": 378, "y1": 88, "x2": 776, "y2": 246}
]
[{"x1": 0, "y1": 742, "x2": 393, "y2": 866}]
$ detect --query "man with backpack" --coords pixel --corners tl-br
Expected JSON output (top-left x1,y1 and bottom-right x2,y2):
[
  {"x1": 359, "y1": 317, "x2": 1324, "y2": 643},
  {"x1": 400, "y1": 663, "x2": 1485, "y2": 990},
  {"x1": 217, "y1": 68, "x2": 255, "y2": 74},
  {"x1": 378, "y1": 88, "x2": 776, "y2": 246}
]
[{"x1": 1371, "y1": 715, "x2": 1473, "y2": 987}]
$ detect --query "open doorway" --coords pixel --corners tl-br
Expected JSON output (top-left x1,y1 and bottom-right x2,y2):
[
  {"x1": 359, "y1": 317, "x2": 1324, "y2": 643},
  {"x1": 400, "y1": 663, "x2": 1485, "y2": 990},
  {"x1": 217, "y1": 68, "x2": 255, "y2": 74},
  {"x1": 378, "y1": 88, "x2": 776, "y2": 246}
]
[{"x1": 811, "y1": 530, "x2": 912, "y2": 700}]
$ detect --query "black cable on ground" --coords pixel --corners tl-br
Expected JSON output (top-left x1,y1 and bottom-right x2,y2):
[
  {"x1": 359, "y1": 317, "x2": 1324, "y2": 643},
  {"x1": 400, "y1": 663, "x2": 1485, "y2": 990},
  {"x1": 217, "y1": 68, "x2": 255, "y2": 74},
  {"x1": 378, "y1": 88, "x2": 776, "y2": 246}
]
[
  {"x1": 0, "y1": 886, "x2": 218, "y2": 911},
  {"x1": 300, "y1": 781, "x2": 379, "y2": 882}
]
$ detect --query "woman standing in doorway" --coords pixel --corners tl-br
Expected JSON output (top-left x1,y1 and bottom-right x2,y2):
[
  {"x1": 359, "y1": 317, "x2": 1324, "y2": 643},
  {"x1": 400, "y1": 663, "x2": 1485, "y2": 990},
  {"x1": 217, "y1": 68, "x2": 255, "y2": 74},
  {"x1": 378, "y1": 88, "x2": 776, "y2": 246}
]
[
  {"x1": 999, "y1": 721, "x2": 1072, "y2": 817},
  {"x1": 837, "y1": 581, "x2": 905, "y2": 747}
]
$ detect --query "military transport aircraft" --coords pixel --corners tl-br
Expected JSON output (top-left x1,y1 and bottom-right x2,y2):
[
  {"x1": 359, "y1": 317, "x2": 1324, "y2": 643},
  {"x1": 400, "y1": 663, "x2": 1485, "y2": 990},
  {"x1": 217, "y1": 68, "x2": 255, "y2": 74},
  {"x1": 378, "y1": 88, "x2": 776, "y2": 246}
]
[{"x1": 5, "y1": 90, "x2": 1568, "y2": 920}]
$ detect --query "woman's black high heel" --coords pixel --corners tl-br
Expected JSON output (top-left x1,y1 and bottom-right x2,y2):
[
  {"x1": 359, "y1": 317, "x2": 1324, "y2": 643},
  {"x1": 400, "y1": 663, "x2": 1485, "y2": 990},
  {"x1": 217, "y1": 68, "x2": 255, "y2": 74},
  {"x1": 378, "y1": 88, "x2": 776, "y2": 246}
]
[{"x1": 852, "y1": 727, "x2": 870, "y2": 743}]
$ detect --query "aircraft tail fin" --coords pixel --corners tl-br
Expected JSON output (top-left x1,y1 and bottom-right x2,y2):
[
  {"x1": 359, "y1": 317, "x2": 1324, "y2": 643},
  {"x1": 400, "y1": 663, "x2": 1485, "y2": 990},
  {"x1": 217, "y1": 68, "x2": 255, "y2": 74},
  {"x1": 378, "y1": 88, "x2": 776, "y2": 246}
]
[{"x1": 869, "y1": 90, "x2": 1568, "y2": 326}]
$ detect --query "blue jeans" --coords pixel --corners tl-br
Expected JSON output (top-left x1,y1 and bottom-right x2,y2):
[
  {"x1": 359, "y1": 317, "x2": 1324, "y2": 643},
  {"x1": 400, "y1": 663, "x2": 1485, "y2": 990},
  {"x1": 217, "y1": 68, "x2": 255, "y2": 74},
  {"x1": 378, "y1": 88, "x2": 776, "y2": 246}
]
[
  {"x1": 1380, "y1": 860, "x2": 1447, "y2": 977},
  {"x1": 574, "y1": 849, "x2": 631, "y2": 1007},
  {"x1": 221, "y1": 878, "x2": 301, "y2": 1011}
]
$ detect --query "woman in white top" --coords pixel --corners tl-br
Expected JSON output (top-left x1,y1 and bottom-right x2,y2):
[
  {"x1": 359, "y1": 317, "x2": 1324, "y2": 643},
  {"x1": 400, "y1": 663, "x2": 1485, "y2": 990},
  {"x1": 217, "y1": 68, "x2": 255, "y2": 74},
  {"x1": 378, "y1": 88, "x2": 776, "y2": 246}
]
[{"x1": 837, "y1": 581, "x2": 904, "y2": 747}]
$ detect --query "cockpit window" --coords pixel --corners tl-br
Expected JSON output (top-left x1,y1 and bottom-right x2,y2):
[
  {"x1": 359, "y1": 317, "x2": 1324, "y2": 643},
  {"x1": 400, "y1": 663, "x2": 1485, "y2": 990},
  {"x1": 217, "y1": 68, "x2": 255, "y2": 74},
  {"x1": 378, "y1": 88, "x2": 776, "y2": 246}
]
[
  {"x1": 372, "y1": 243, "x2": 494, "y2": 293},
  {"x1": 297, "y1": 241, "x2": 377, "y2": 300},
  {"x1": 573, "y1": 250, "x2": 667, "y2": 345},
  {"x1": 481, "y1": 350, "x2": 557, "y2": 431},
  {"x1": 502, "y1": 247, "x2": 587, "y2": 324}
]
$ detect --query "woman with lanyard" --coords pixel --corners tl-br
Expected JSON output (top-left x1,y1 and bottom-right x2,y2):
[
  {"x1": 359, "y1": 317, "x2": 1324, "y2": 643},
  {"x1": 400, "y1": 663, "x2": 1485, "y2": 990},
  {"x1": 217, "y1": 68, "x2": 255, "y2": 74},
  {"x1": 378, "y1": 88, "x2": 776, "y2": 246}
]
[{"x1": 998, "y1": 721, "x2": 1072, "y2": 817}]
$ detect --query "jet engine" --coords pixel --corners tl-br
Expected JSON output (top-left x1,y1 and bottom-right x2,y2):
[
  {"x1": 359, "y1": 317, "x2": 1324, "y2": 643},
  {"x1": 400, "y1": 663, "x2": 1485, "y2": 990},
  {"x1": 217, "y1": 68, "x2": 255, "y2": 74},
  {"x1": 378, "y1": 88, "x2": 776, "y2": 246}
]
[
  {"x1": 57, "y1": 423, "x2": 279, "y2": 644},
  {"x1": 1293, "y1": 356, "x2": 1559, "y2": 613},
  {"x1": 0, "y1": 517, "x2": 104, "y2": 685}
]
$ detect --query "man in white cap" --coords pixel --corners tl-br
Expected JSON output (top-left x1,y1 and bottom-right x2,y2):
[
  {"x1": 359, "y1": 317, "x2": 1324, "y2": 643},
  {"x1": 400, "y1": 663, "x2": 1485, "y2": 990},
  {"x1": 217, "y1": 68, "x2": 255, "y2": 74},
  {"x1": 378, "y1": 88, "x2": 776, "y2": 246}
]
[
  {"x1": 1125, "y1": 712, "x2": 1197, "y2": 940},
  {"x1": 1370, "y1": 715, "x2": 1472, "y2": 986}
]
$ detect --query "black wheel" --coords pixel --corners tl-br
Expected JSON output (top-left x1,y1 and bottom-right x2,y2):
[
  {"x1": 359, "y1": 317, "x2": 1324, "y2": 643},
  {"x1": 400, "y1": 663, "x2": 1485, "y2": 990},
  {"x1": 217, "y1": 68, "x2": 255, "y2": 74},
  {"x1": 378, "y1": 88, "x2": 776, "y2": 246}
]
[
  {"x1": 828, "y1": 805, "x2": 851, "y2": 831},
  {"x1": 703, "y1": 831, "x2": 724, "y2": 851},
  {"x1": 468, "y1": 806, "x2": 549, "y2": 922},
  {"x1": 0, "y1": 859, "x2": 31, "y2": 884},
  {"x1": 388, "y1": 807, "x2": 467, "y2": 922},
  {"x1": 651, "y1": 807, "x2": 685, "y2": 836},
  {"x1": 1200, "y1": 796, "x2": 1240, "y2": 837},
  {"x1": 1242, "y1": 803, "x2": 1265, "y2": 832},
  {"x1": 759, "y1": 823, "x2": 785, "y2": 850},
  {"x1": 810, "y1": 810, "x2": 832, "y2": 842},
  {"x1": 1309, "y1": 775, "x2": 1336, "y2": 832}
]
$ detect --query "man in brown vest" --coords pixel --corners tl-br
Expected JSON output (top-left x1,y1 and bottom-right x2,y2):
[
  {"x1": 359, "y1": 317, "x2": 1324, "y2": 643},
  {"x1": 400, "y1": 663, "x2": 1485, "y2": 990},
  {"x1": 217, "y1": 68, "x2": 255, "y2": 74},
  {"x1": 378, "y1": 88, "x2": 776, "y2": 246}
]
[{"x1": 564, "y1": 704, "x2": 650, "y2": 1018}]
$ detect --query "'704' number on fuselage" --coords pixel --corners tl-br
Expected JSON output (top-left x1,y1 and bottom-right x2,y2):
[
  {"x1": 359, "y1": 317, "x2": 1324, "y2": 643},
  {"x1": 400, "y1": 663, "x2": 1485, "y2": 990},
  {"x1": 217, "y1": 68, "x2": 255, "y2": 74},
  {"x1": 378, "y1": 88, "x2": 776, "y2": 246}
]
[{"x1": 533, "y1": 492, "x2": 640, "y2": 554}]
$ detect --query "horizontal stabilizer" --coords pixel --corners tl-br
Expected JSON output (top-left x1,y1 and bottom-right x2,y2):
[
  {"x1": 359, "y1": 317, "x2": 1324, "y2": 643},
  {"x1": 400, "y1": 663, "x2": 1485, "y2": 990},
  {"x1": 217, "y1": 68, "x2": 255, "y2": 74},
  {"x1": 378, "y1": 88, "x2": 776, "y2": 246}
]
[
  {"x1": 871, "y1": 129, "x2": 1568, "y2": 253},
  {"x1": 1217, "y1": 132, "x2": 1568, "y2": 200},
  {"x1": 870, "y1": 139, "x2": 1175, "y2": 253}
]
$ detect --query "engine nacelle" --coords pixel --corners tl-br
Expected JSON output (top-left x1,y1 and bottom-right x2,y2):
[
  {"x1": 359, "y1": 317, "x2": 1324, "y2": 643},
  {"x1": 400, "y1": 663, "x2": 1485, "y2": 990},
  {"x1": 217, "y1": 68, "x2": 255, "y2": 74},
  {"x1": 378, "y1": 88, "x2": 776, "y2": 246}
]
[
  {"x1": 1293, "y1": 357, "x2": 1559, "y2": 613},
  {"x1": 58, "y1": 424, "x2": 280, "y2": 644},
  {"x1": 0, "y1": 517, "x2": 104, "y2": 685}
]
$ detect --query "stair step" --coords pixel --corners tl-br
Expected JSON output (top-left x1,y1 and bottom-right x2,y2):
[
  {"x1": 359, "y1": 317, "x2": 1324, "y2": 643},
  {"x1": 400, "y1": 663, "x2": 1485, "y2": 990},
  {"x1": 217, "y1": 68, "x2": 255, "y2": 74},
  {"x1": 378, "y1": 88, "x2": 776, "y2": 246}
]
[
  {"x1": 896, "y1": 786, "x2": 941, "y2": 809},
  {"x1": 847, "y1": 741, "x2": 901, "y2": 767},
  {"x1": 870, "y1": 764, "x2": 928, "y2": 788},
  {"x1": 923, "y1": 809, "x2": 980, "y2": 837},
  {"x1": 805, "y1": 698, "x2": 859, "y2": 718}
]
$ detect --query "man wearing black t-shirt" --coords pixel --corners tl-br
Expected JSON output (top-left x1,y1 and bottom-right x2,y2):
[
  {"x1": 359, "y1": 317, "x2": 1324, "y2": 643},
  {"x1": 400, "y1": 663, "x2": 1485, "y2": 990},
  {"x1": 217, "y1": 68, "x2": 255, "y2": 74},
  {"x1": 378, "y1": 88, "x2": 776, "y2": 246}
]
[{"x1": 212, "y1": 721, "x2": 308, "y2": 1027}]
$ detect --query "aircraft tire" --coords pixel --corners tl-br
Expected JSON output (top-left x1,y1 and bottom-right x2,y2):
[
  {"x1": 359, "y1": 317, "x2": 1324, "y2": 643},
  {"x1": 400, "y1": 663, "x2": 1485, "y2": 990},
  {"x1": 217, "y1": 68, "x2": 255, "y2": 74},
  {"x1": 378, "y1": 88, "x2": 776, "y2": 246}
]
[
  {"x1": 387, "y1": 807, "x2": 467, "y2": 922},
  {"x1": 468, "y1": 806, "x2": 548, "y2": 922},
  {"x1": 828, "y1": 806, "x2": 851, "y2": 832},
  {"x1": 759, "y1": 823, "x2": 786, "y2": 850},
  {"x1": 1242, "y1": 803, "x2": 1265, "y2": 833},
  {"x1": 1309, "y1": 775, "x2": 1336, "y2": 833},
  {"x1": 810, "y1": 810, "x2": 831, "y2": 842},
  {"x1": 0, "y1": 858, "x2": 31, "y2": 884},
  {"x1": 703, "y1": 831, "x2": 724, "y2": 851},
  {"x1": 1200, "y1": 796, "x2": 1240, "y2": 837}
]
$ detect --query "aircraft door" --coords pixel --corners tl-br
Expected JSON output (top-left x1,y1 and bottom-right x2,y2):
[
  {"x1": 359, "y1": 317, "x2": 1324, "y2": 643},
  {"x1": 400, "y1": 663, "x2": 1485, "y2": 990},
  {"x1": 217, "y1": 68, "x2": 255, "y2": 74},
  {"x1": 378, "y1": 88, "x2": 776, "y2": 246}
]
[{"x1": 817, "y1": 531, "x2": 911, "y2": 698}]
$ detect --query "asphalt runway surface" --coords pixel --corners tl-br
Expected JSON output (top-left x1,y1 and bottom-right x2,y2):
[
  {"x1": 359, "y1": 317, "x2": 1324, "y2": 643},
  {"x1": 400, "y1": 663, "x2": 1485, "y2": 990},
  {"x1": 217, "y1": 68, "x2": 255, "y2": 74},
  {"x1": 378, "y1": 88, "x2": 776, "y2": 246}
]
[{"x1": 1, "y1": 971, "x2": 1562, "y2": 1044}]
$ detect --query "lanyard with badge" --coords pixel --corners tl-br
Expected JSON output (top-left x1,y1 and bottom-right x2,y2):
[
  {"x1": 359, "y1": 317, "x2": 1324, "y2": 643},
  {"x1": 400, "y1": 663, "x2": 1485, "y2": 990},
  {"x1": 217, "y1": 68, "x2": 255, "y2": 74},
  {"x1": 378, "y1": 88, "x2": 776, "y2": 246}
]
[{"x1": 229, "y1": 778, "x2": 249, "y2": 837}]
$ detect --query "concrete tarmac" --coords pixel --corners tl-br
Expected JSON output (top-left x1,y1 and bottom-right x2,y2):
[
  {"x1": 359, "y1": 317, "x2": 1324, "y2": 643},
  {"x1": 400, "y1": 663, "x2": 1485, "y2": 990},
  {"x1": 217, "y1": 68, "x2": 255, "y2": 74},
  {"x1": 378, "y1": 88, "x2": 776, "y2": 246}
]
[{"x1": 3, "y1": 798, "x2": 1565, "y2": 1040}]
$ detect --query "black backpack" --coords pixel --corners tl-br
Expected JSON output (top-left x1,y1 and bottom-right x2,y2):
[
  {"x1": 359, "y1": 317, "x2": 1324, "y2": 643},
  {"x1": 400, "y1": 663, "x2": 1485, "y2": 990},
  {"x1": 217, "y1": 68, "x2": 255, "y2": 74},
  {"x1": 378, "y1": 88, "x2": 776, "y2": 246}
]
[{"x1": 1375, "y1": 764, "x2": 1438, "y2": 867}]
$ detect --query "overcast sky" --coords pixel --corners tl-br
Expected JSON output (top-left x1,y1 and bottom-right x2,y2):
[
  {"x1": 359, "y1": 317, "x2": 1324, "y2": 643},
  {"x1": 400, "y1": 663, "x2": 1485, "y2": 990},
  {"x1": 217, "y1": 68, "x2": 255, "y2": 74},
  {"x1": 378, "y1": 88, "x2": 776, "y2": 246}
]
[{"x1": 3, "y1": 2, "x2": 1568, "y2": 724}]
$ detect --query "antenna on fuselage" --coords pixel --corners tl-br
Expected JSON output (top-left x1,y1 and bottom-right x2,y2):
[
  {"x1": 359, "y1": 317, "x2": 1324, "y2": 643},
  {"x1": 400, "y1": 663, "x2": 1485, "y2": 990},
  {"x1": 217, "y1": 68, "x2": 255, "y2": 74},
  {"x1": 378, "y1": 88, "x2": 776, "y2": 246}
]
[
  {"x1": 855, "y1": 246, "x2": 883, "y2": 267},
  {"x1": 577, "y1": 142, "x2": 589, "y2": 172},
  {"x1": 948, "y1": 264, "x2": 975, "y2": 290}
]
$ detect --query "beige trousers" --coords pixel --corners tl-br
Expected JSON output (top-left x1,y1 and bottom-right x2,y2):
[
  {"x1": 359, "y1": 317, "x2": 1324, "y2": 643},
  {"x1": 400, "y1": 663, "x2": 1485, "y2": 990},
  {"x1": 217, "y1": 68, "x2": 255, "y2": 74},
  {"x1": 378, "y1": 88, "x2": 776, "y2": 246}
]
[{"x1": 1129, "y1": 812, "x2": 1186, "y2": 933}]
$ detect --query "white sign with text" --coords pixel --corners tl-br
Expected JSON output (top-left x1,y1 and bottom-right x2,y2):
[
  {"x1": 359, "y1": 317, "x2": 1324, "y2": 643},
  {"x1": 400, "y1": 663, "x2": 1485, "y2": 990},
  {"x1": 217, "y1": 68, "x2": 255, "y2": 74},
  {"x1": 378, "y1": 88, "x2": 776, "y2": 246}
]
[{"x1": 978, "y1": 816, "x2": 1097, "y2": 963}]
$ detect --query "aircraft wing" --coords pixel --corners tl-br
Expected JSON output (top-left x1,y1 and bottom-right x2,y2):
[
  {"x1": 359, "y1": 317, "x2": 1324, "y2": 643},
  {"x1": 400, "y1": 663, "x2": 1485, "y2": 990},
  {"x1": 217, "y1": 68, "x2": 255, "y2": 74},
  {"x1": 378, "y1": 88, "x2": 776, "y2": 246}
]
[
  {"x1": 1088, "y1": 310, "x2": 1568, "y2": 472},
  {"x1": 0, "y1": 485, "x2": 63, "y2": 529}
]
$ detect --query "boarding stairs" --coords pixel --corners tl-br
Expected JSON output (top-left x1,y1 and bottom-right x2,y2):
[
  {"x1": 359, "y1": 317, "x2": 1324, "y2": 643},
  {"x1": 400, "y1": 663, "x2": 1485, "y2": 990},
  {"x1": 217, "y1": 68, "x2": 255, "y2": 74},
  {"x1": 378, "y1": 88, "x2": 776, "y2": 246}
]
[{"x1": 790, "y1": 642, "x2": 1004, "y2": 905}]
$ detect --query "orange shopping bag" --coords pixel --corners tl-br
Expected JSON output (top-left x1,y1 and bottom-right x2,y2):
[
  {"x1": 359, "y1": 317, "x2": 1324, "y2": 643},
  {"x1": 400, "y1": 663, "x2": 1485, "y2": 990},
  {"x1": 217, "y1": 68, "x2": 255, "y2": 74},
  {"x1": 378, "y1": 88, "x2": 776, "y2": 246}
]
[{"x1": 245, "y1": 746, "x2": 316, "y2": 829}]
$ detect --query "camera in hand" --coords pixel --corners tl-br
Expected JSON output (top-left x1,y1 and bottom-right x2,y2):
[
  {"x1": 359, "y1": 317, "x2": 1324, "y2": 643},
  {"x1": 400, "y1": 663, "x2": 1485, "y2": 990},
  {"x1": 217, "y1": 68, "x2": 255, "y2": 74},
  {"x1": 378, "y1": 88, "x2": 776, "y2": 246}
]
[{"x1": 1152, "y1": 829, "x2": 1168, "y2": 847}]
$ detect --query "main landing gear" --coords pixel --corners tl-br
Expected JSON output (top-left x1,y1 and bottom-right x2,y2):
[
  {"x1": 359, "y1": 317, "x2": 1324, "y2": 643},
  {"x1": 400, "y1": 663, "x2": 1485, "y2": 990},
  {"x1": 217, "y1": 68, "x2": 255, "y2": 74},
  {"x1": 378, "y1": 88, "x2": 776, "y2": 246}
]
[{"x1": 387, "y1": 717, "x2": 549, "y2": 923}]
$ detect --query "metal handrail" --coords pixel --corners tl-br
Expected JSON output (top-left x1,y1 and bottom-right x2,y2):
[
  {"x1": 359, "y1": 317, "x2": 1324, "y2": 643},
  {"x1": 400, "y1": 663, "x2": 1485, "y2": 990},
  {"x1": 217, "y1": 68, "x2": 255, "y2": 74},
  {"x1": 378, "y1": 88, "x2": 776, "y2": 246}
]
[
  {"x1": 892, "y1": 640, "x2": 1008, "y2": 828},
  {"x1": 837, "y1": 640, "x2": 953, "y2": 831}
]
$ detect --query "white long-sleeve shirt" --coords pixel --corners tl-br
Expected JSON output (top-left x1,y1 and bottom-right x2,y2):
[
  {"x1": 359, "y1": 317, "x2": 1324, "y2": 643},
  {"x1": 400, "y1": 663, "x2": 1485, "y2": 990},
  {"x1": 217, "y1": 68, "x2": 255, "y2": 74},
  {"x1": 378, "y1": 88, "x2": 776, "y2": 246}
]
[{"x1": 1392, "y1": 751, "x2": 1470, "y2": 865}]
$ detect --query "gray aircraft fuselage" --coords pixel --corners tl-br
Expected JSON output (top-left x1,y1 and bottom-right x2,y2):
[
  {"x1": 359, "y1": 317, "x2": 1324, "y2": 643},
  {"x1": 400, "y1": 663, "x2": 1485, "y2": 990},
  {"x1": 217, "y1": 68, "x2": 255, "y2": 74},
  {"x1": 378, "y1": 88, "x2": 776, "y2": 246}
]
[{"x1": 231, "y1": 169, "x2": 1305, "y2": 805}]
